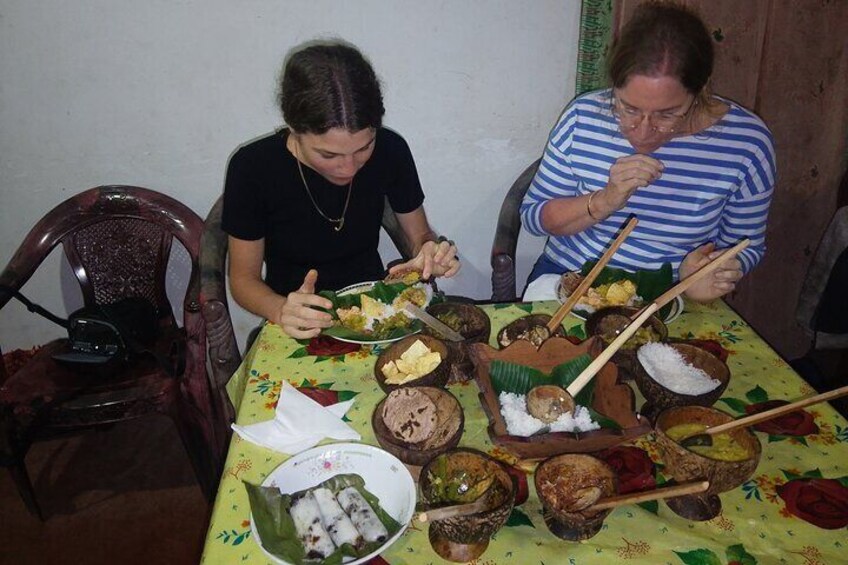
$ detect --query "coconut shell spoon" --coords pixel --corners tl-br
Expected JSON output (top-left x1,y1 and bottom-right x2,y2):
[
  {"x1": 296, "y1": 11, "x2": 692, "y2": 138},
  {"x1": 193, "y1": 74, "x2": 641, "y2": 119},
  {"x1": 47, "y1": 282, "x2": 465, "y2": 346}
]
[
  {"x1": 585, "y1": 480, "x2": 710, "y2": 511},
  {"x1": 546, "y1": 216, "x2": 639, "y2": 332},
  {"x1": 681, "y1": 384, "x2": 848, "y2": 448}
]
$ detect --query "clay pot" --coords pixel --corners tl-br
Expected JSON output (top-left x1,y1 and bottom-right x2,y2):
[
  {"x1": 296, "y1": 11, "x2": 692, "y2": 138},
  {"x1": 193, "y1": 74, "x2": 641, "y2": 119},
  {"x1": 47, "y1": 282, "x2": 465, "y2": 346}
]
[
  {"x1": 654, "y1": 405, "x2": 761, "y2": 520},
  {"x1": 534, "y1": 454, "x2": 617, "y2": 541}
]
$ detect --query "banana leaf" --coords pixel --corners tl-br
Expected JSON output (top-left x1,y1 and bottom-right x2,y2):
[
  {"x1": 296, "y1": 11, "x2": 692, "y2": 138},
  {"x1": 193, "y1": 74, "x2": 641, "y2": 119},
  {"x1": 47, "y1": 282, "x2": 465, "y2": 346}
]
[
  {"x1": 579, "y1": 261, "x2": 674, "y2": 319},
  {"x1": 245, "y1": 473, "x2": 402, "y2": 565}
]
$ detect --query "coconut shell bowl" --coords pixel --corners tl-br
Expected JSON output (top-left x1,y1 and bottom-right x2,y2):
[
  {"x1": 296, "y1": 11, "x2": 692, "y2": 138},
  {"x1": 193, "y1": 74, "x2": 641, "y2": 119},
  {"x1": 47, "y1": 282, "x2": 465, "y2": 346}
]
[
  {"x1": 371, "y1": 386, "x2": 464, "y2": 466},
  {"x1": 655, "y1": 405, "x2": 761, "y2": 521},
  {"x1": 534, "y1": 454, "x2": 617, "y2": 541},
  {"x1": 374, "y1": 334, "x2": 450, "y2": 393},
  {"x1": 419, "y1": 448, "x2": 516, "y2": 562},
  {"x1": 584, "y1": 305, "x2": 668, "y2": 382},
  {"x1": 495, "y1": 314, "x2": 566, "y2": 349},
  {"x1": 632, "y1": 342, "x2": 730, "y2": 422},
  {"x1": 421, "y1": 302, "x2": 491, "y2": 383}
]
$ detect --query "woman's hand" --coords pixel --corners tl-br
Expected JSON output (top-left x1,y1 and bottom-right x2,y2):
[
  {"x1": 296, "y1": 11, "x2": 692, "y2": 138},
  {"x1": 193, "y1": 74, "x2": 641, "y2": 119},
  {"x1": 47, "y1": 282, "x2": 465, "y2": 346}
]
[
  {"x1": 596, "y1": 154, "x2": 664, "y2": 214},
  {"x1": 390, "y1": 239, "x2": 461, "y2": 280},
  {"x1": 273, "y1": 269, "x2": 335, "y2": 339},
  {"x1": 680, "y1": 243, "x2": 744, "y2": 303}
]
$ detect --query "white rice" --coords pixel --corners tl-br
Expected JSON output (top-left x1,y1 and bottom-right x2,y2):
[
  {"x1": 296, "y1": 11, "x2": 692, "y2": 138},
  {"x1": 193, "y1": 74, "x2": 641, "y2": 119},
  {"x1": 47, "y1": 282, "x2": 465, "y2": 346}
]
[
  {"x1": 637, "y1": 342, "x2": 720, "y2": 395},
  {"x1": 498, "y1": 391, "x2": 600, "y2": 436}
]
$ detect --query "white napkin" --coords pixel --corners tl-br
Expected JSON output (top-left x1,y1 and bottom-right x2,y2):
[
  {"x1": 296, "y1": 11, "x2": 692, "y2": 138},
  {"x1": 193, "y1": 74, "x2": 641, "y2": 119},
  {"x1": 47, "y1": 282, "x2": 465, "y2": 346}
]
[
  {"x1": 232, "y1": 381, "x2": 361, "y2": 455},
  {"x1": 522, "y1": 273, "x2": 561, "y2": 302}
]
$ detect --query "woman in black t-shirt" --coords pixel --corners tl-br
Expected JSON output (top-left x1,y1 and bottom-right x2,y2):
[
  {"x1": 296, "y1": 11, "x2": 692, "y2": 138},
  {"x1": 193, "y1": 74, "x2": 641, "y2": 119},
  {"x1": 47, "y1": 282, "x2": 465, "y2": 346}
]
[{"x1": 223, "y1": 40, "x2": 460, "y2": 339}]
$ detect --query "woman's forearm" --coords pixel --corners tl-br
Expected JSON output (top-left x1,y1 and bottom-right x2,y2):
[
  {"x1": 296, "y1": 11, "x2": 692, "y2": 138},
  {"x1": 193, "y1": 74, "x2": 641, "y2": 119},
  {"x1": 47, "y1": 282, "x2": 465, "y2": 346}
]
[{"x1": 540, "y1": 191, "x2": 614, "y2": 235}]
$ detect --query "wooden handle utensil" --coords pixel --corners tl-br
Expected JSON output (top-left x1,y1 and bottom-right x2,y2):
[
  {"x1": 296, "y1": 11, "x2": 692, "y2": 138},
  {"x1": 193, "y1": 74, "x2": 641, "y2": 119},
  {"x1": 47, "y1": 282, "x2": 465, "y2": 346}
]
[
  {"x1": 589, "y1": 480, "x2": 710, "y2": 511},
  {"x1": 547, "y1": 216, "x2": 639, "y2": 332},
  {"x1": 415, "y1": 496, "x2": 490, "y2": 522},
  {"x1": 681, "y1": 384, "x2": 848, "y2": 447},
  {"x1": 565, "y1": 302, "x2": 659, "y2": 397}
]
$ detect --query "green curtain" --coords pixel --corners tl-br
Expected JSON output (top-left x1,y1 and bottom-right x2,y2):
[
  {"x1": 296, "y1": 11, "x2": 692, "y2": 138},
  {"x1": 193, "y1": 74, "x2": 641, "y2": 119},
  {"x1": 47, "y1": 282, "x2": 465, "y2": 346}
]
[{"x1": 575, "y1": 0, "x2": 616, "y2": 95}]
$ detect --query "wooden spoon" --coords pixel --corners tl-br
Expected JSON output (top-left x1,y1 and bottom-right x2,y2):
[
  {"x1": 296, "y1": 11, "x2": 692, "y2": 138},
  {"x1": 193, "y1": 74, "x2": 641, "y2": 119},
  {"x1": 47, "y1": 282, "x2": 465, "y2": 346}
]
[
  {"x1": 629, "y1": 239, "x2": 750, "y2": 322},
  {"x1": 681, "y1": 384, "x2": 848, "y2": 448},
  {"x1": 588, "y1": 480, "x2": 710, "y2": 511},
  {"x1": 415, "y1": 495, "x2": 491, "y2": 522},
  {"x1": 546, "y1": 216, "x2": 639, "y2": 332}
]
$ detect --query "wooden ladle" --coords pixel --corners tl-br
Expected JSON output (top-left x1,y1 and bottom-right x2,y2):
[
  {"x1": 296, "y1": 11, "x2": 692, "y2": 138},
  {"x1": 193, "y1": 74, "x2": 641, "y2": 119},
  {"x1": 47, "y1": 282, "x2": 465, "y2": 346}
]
[{"x1": 681, "y1": 384, "x2": 848, "y2": 448}]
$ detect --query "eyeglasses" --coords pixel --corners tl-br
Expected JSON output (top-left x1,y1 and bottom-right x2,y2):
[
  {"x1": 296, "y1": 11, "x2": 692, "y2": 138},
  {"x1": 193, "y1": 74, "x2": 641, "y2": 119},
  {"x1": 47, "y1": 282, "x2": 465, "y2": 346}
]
[{"x1": 611, "y1": 95, "x2": 695, "y2": 134}]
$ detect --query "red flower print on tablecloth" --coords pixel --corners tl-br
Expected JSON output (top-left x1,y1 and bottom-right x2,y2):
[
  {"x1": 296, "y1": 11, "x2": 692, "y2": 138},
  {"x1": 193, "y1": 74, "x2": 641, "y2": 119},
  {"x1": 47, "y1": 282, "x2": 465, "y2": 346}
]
[
  {"x1": 745, "y1": 399, "x2": 819, "y2": 436},
  {"x1": 598, "y1": 446, "x2": 656, "y2": 494},
  {"x1": 777, "y1": 477, "x2": 848, "y2": 529},
  {"x1": 306, "y1": 335, "x2": 361, "y2": 356}
]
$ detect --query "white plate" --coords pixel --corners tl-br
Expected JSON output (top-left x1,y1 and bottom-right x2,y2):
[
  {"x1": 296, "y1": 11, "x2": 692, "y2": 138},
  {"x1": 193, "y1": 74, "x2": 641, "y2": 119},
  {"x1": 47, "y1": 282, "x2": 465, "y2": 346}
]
[
  {"x1": 251, "y1": 443, "x2": 416, "y2": 565},
  {"x1": 556, "y1": 277, "x2": 684, "y2": 324},
  {"x1": 328, "y1": 281, "x2": 432, "y2": 345}
]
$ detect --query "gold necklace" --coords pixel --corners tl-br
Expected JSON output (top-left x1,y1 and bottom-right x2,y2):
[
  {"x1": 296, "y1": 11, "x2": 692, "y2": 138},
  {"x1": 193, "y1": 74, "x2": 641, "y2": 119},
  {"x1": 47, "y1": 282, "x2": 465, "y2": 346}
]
[{"x1": 294, "y1": 141, "x2": 353, "y2": 232}]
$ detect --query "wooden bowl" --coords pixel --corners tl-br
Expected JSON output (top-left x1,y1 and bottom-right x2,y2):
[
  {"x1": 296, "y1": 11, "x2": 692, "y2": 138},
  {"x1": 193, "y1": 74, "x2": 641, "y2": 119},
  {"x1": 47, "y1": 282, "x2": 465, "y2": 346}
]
[
  {"x1": 419, "y1": 449, "x2": 516, "y2": 562},
  {"x1": 495, "y1": 314, "x2": 566, "y2": 349},
  {"x1": 422, "y1": 302, "x2": 491, "y2": 384},
  {"x1": 374, "y1": 334, "x2": 450, "y2": 393},
  {"x1": 535, "y1": 454, "x2": 617, "y2": 541},
  {"x1": 632, "y1": 342, "x2": 730, "y2": 421},
  {"x1": 470, "y1": 337, "x2": 652, "y2": 459},
  {"x1": 371, "y1": 386, "x2": 464, "y2": 466},
  {"x1": 585, "y1": 306, "x2": 668, "y2": 382},
  {"x1": 654, "y1": 405, "x2": 761, "y2": 520}
]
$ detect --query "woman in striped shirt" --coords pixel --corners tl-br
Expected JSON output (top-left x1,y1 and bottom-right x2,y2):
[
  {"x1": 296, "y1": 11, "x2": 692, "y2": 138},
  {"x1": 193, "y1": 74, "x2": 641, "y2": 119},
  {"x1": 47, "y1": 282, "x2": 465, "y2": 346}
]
[{"x1": 521, "y1": 2, "x2": 775, "y2": 303}]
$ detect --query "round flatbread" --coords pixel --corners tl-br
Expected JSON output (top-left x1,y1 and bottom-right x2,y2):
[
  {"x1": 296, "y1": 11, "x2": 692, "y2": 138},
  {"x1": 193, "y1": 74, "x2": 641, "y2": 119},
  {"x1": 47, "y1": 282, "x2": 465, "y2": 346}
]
[{"x1": 381, "y1": 388, "x2": 438, "y2": 445}]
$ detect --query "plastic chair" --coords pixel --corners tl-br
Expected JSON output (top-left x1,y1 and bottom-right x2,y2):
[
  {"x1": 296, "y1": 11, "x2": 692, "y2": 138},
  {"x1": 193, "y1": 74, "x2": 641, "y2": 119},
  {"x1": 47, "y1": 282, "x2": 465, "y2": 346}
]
[
  {"x1": 0, "y1": 186, "x2": 228, "y2": 519},
  {"x1": 490, "y1": 159, "x2": 541, "y2": 302}
]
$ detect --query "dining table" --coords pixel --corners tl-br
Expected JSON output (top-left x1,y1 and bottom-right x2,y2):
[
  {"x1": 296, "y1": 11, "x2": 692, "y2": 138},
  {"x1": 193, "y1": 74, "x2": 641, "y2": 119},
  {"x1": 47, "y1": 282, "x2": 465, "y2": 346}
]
[{"x1": 200, "y1": 298, "x2": 848, "y2": 565}]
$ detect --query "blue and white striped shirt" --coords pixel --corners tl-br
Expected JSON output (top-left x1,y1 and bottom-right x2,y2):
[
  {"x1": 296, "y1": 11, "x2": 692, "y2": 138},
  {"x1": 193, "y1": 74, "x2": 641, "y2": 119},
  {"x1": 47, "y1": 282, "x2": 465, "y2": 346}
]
[{"x1": 521, "y1": 89, "x2": 776, "y2": 278}]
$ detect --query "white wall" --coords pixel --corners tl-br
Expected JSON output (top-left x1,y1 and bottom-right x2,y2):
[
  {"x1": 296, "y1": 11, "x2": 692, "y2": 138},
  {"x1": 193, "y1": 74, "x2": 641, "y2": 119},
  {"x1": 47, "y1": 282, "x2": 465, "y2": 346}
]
[{"x1": 0, "y1": 0, "x2": 580, "y2": 351}]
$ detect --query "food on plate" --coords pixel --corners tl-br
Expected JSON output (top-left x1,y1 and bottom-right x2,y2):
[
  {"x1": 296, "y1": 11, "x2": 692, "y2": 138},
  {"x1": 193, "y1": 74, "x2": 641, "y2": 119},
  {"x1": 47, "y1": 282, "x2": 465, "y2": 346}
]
[
  {"x1": 381, "y1": 388, "x2": 438, "y2": 444},
  {"x1": 336, "y1": 487, "x2": 389, "y2": 544},
  {"x1": 665, "y1": 423, "x2": 753, "y2": 462},
  {"x1": 245, "y1": 473, "x2": 402, "y2": 564},
  {"x1": 637, "y1": 342, "x2": 721, "y2": 395},
  {"x1": 290, "y1": 490, "x2": 337, "y2": 559},
  {"x1": 560, "y1": 272, "x2": 642, "y2": 312},
  {"x1": 381, "y1": 339, "x2": 442, "y2": 385},
  {"x1": 333, "y1": 280, "x2": 430, "y2": 340}
]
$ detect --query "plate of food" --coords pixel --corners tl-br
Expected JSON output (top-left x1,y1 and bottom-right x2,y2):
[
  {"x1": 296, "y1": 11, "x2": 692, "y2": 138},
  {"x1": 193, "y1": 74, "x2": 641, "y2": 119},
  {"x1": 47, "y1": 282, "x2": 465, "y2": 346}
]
[
  {"x1": 319, "y1": 272, "x2": 436, "y2": 345},
  {"x1": 555, "y1": 265, "x2": 683, "y2": 324},
  {"x1": 245, "y1": 443, "x2": 416, "y2": 565}
]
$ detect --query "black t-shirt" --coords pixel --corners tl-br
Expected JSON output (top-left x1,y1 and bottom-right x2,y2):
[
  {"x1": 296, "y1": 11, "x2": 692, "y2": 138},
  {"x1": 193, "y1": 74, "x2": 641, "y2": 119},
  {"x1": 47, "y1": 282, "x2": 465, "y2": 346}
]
[{"x1": 222, "y1": 127, "x2": 425, "y2": 295}]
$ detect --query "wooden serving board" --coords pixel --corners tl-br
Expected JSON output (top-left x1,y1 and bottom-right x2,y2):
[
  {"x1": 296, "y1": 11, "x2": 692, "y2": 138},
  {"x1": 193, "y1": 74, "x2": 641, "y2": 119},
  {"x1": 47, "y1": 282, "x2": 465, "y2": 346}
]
[{"x1": 470, "y1": 337, "x2": 652, "y2": 459}]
